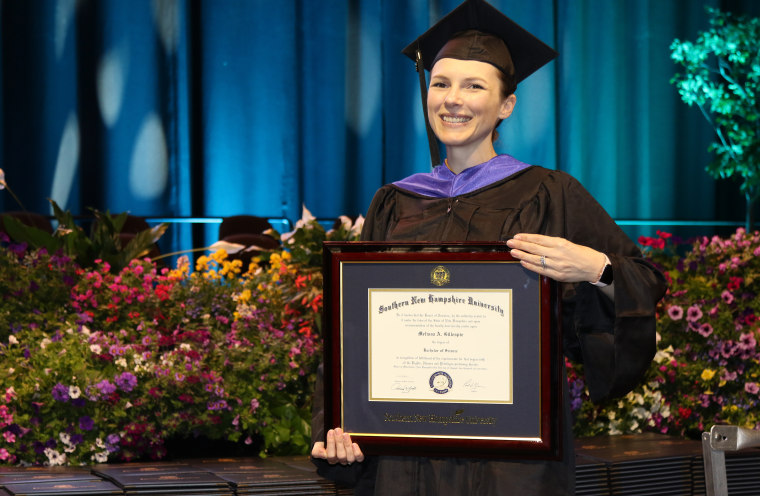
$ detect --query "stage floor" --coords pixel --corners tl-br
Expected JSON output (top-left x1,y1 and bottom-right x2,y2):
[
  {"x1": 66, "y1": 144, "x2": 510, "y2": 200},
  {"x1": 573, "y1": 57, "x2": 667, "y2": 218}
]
[{"x1": 1, "y1": 433, "x2": 758, "y2": 495}]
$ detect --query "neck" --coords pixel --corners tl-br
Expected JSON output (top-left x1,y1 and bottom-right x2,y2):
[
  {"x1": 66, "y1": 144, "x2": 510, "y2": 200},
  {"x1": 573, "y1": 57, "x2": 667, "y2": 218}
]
[{"x1": 444, "y1": 143, "x2": 498, "y2": 174}]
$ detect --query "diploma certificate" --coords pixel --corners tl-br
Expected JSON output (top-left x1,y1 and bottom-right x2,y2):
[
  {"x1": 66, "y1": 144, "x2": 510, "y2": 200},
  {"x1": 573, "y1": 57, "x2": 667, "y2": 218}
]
[
  {"x1": 369, "y1": 289, "x2": 512, "y2": 404},
  {"x1": 322, "y1": 242, "x2": 561, "y2": 459}
]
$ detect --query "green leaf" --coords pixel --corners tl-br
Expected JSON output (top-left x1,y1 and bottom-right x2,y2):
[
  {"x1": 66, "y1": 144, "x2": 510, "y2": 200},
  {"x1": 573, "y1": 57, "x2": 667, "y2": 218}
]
[{"x1": 1, "y1": 215, "x2": 61, "y2": 252}]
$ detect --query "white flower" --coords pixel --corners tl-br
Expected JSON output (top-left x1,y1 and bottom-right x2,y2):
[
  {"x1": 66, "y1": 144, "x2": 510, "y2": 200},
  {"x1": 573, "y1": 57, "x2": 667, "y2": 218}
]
[
  {"x1": 66, "y1": 328, "x2": 74, "y2": 334},
  {"x1": 125, "y1": 401, "x2": 133, "y2": 409},
  {"x1": 115, "y1": 358, "x2": 127, "y2": 368},
  {"x1": 208, "y1": 240, "x2": 246, "y2": 254},
  {"x1": 90, "y1": 344, "x2": 102, "y2": 354},
  {"x1": 8, "y1": 335, "x2": 18, "y2": 345},
  {"x1": 68, "y1": 386, "x2": 81, "y2": 399},
  {"x1": 40, "y1": 338, "x2": 52, "y2": 349},
  {"x1": 81, "y1": 325, "x2": 91, "y2": 335},
  {"x1": 8, "y1": 368, "x2": 14, "y2": 374},
  {"x1": 92, "y1": 451, "x2": 108, "y2": 463},
  {"x1": 281, "y1": 205, "x2": 316, "y2": 242},
  {"x1": 179, "y1": 343, "x2": 191, "y2": 351},
  {"x1": 95, "y1": 438, "x2": 106, "y2": 449},
  {"x1": 336, "y1": 215, "x2": 353, "y2": 231},
  {"x1": 351, "y1": 215, "x2": 365, "y2": 236},
  {"x1": 44, "y1": 448, "x2": 66, "y2": 466},
  {"x1": 59, "y1": 433, "x2": 71, "y2": 445}
]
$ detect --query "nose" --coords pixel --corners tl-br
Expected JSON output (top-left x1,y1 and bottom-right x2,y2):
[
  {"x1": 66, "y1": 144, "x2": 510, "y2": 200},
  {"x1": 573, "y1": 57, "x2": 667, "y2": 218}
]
[{"x1": 444, "y1": 86, "x2": 463, "y2": 106}]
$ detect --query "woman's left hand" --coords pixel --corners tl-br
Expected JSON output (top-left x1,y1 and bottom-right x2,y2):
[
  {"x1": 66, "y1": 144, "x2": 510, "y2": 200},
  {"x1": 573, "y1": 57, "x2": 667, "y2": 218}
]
[{"x1": 506, "y1": 233, "x2": 606, "y2": 283}]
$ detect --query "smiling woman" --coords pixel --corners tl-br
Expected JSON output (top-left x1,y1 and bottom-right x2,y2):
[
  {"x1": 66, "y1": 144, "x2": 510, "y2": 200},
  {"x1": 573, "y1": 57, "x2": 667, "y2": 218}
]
[
  {"x1": 427, "y1": 57, "x2": 516, "y2": 172},
  {"x1": 310, "y1": 1, "x2": 667, "y2": 495}
]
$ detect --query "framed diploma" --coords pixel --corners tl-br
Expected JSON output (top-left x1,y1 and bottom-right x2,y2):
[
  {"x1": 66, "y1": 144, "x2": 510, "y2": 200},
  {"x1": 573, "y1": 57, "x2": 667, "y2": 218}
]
[{"x1": 322, "y1": 241, "x2": 562, "y2": 460}]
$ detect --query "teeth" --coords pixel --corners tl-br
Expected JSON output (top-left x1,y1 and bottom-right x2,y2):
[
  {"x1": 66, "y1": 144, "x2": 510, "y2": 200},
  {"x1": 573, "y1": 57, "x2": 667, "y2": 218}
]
[{"x1": 442, "y1": 115, "x2": 470, "y2": 123}]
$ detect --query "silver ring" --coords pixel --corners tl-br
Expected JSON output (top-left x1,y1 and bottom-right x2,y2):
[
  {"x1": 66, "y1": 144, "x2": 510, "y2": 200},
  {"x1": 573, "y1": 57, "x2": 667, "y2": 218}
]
[{"x1": 540, "y1": 255, "x2": 547, "y2": 270}]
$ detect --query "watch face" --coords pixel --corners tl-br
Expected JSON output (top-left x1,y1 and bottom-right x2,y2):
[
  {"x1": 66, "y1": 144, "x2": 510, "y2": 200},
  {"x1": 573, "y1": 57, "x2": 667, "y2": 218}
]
[{"x1": 600, "y1": 264, "x2": 613, "y2": 285}]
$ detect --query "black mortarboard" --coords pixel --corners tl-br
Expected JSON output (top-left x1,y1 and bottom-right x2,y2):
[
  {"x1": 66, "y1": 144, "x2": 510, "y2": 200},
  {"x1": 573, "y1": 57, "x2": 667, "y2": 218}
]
[{"x1": 402, "y1": 0, "x2": 557, "y2": 165}]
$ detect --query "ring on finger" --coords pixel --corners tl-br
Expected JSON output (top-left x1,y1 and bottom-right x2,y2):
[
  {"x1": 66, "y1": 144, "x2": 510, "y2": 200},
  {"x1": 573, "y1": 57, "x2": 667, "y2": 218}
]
[{"x1": 540, "y1": 255, "x2": 547, "y2": 270}]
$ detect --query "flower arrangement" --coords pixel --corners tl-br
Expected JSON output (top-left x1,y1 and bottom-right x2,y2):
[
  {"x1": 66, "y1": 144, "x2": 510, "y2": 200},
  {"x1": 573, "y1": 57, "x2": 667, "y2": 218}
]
[
  {"x1": 2, "y1": 184, "x2": 759, "y2": 466},
  {"x1": 570, "y1": 228, "x2": 760, "y2": 439},
  {"x1": 0, "y1": 208, "x2": 363, "y2": 465}
]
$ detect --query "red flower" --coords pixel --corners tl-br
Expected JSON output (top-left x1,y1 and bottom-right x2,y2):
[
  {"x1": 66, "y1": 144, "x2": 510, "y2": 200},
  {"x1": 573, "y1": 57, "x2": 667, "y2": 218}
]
[{"x1": 727, "y1": 276, "x2": 743, "y2": 291}]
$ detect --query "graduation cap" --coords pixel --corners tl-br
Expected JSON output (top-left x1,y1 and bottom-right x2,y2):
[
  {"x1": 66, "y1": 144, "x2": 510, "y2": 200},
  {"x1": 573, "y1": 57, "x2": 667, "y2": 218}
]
[{"x1": 402, "y1": 0, "x2": 557, "y2": 165}]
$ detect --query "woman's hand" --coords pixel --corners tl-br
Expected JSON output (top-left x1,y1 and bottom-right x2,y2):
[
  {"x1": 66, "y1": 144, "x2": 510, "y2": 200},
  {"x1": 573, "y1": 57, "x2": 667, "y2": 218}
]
[
  {"x1": 311, "y1": 428, "x2": 365, "y2": 465},
  {"x1": 506, "y1": 233, "x2": 606, "y2": 284}
]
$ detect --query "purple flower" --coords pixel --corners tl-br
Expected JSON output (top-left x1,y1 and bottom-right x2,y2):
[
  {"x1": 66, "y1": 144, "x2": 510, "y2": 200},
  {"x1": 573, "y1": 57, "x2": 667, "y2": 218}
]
[
  {"x1": 79, "y1": 416, "x2": 94, "y2": 431},
  {"x1": 105, "y1": 433, "x2": 120, "y2": 453},
  {"x1": 96, "y1": 380, "x2": 117, "y2": 396},
  {"x1": 115, "y1": 372, "x2": 137, "y2": 392},
  {"x1": 668, "y1": 305, "x2": 683, "y2": 321},
  {"x1": 51, "y1": 383, "x2": 69, "y2": 402},
  {"x1": 686, "y1": 305, "x2": 703, "y2": 323}
]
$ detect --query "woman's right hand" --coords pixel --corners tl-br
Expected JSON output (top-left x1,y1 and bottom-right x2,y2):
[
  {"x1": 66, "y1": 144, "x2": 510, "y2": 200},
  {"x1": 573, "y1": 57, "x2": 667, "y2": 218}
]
[{"x1": 311, "y1": 427, "x2": 365, "y2": 465}]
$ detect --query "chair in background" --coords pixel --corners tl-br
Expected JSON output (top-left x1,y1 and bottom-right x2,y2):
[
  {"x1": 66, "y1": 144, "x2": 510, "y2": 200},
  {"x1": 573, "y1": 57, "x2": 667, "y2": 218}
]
[
  {"x1": 702, "y1": 424, "x2": 760, "y2": 496},
  {"x1": 218, "y1": 215, "x2": 279, "y2": 268}
]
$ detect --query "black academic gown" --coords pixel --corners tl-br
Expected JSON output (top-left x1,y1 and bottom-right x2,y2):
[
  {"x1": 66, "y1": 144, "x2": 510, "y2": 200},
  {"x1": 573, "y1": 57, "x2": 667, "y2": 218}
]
[{"x1": 312, "y1": 165, "x2": 667, "y2": 495}]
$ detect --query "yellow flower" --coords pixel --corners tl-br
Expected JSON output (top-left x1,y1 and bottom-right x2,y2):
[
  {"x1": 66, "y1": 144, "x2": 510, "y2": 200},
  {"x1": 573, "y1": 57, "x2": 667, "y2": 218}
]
[
  {"x1": 237, "y1": 289, "x2": 252, "y2": 304},
  {"x1": 210, "y1": 249, "x2": 229, "y2": 264},
  {"x1": 195, "y1": 255, "x2": 210, "y2": 272},
  {"x1": 701, "y1": 369, "x2": 716, "y2": 381},
  {"x1": 220, "y1": 259, "x2": 242, "y2": 278}
]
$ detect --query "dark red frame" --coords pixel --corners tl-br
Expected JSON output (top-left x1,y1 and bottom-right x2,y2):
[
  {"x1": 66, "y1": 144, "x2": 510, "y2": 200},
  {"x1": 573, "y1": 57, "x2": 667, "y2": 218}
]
[{"x1": 322, "y1": 241, "x2": 562, "y2": 459}]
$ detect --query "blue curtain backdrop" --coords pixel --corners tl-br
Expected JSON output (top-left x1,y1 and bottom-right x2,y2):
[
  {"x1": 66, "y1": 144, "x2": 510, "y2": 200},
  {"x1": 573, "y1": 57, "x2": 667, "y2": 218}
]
[{"x1": 1, "y1": 0, "x2": 759, "y2": 253}]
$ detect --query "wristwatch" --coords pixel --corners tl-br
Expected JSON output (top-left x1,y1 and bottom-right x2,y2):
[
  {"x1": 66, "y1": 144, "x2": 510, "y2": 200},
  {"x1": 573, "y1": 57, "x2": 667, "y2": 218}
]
[{"x1": 598, "y1": 263, "x2": 613, "y2": 286}]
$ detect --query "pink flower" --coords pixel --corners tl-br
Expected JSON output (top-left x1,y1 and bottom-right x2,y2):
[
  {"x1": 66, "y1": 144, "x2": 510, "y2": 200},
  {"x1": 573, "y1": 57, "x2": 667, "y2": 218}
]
[
  {"x1": 745, "y1": 382, "x2": 759, "y2": 395},
  {"x1": 0, "y1": 448, "x2": 9, "y2": 461},
  {"x1": 686, "y1": 305, "x2": 703, "y2": 322},
  {"x1": 698, "y1": 323, "x2": 713, "y2": 337},
  {"x1": 721, "y1": 290, "x2": 734, "y2": 305},
  {"x1": 668, "y1": 305, "x2": 684, "y2": 321},
  {"x1": 721, "y1": 370, "x2": 737, "y2": 382}
]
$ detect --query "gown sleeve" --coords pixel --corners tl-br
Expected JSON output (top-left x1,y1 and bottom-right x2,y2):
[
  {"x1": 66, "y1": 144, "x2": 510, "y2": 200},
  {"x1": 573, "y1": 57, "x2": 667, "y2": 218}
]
[
  {"x1": 552, "y1": 173, "x2": 667, "y2": 402},
  {"x1": 360, "y1": 186, "x2": 397, "y2": 242}
]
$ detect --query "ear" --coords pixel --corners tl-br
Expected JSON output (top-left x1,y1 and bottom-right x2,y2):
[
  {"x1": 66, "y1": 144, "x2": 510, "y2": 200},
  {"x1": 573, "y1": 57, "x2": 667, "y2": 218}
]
[{"x1": 498, "y1": 94, "x2": 517, "y2": 120}]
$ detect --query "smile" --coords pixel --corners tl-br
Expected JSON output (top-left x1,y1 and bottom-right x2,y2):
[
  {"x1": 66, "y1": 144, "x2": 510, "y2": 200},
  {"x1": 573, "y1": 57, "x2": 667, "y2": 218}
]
[{"x1": 441, "y1": 115, "x2": 471, "y2": 123}]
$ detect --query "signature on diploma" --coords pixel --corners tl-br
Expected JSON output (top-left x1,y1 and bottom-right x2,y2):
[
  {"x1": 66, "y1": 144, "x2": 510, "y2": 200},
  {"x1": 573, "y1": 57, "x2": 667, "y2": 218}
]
[
  {"x1": 391, "y1": 376, "x2": 417, "y2": 393},
  {"x1": 463, "y1": 379, "x2": 484, "y2": 393}
]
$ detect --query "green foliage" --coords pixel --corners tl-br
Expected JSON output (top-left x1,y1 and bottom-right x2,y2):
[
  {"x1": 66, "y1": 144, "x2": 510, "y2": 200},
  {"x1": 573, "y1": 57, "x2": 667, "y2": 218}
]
[
  {"x1": 1, "y1": 200, "x2": 167, "y2": 273},
  {"x1": 0, "y1": 212, "x2": 363, "y2": 465},
  {"x1": 670, "y1": 8, "x2": 760, "y2": 227}
]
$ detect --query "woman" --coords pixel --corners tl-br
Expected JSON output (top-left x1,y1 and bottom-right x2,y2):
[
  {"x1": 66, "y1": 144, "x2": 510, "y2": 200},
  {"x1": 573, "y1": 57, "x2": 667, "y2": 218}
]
[{"x1": 312, "y1": 1, "x2": 666, "y2": 494}]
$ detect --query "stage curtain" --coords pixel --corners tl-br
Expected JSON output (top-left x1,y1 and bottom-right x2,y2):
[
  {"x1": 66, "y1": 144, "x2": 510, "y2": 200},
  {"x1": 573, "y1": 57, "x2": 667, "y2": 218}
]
[{"x1": 1, "y1": 0, "x2": 758, "y2": 250}]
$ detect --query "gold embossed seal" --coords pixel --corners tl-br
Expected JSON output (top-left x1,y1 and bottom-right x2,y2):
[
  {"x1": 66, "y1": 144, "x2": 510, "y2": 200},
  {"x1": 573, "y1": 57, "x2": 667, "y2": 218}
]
[{"x1": 430, "y1": 265, "x2": 450, "y2": 286}]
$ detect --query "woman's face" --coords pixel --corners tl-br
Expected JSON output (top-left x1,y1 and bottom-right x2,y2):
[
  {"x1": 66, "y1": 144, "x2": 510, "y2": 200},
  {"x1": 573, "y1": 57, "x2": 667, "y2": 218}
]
[{"x1": 427, "y1": 58, "x2": 515, "y2": 154}]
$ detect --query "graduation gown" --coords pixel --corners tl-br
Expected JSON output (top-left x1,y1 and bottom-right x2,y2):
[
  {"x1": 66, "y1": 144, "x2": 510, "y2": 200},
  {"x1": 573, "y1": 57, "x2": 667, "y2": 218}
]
[{"x1": 312, "y1": 157, "x2": 667, "y2": 495}]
